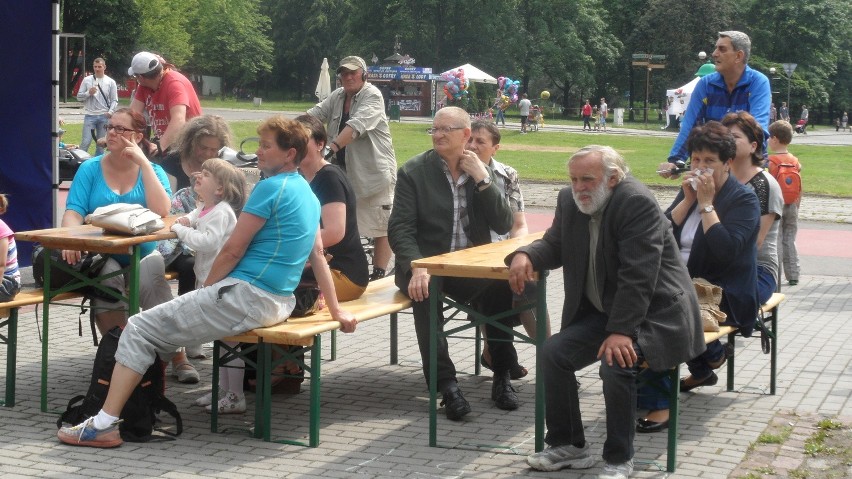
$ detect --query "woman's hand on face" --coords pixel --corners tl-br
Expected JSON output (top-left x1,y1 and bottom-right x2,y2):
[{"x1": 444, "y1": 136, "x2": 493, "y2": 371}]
[
  {"x1": 694, "y1": 170, "x2": 717, "y2": 205},
  {"x1": 681, "y1": 171, "x2": 699, "y2": 203},
  {"x1": 118, "y1": 135, "x2": 149, "y2": 166}
]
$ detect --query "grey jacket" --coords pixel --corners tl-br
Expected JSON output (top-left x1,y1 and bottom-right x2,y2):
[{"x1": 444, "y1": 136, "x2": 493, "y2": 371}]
[
  {"x1": 511, "y1": 177, "x2": 705, "y2": 370},
  {"x1": 307, "y1": 82, "x2": 397, "y2": 199}
]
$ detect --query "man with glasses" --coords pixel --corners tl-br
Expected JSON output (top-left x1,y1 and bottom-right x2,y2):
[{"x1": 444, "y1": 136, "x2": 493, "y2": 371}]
[
  {"x1": 76, "y1": 58, "x2": 118, "y2": 155},
  {"x1": 308, "y1": 56, "x2": 397, "y2": 281},
  {"x1": 388, "y1": 106, "x2": 521, "y2": 421},
  {"x1": 128, "y1": 51, "x2": 202, "y2": 156}
]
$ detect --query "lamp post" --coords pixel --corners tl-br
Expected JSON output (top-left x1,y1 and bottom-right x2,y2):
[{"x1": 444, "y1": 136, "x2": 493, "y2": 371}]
[
  {"x1": 696, "y1": 51, "x2": 715, "y2": 78},
  {"x1": 631, "y1": 53, "x2": 666, "y2": 126}
]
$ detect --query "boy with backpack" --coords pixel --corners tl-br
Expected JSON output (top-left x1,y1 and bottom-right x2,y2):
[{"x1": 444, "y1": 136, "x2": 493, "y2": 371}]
[{"x1": 767, "y1": 120, "x2": 802, "y2": 286}]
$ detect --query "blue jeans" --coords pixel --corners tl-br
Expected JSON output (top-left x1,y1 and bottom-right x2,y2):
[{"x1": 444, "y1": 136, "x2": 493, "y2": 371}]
[
  {"x1": 81, "y1": 113, "x2": 109, "y2": 155},
  {"x1": 757, "y1": 264, "x2": 777, "y2": 304}
]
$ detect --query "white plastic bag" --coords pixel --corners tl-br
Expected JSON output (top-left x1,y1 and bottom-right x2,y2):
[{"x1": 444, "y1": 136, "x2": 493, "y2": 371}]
[{"x1": 85, "y1": 203, "x2": 165, "y2": 235}]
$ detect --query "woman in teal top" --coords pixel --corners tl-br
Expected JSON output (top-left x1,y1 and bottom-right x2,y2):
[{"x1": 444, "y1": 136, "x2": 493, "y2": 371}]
[{"x1": 61, "y1": 108, "x2": 173, "y2": 335}]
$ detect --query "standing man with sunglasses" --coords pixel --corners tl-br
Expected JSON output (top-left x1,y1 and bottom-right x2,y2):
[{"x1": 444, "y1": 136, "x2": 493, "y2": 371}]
[
  {"x1": 388, "y1": 106, "x2": 521, "y2": 421},
  {"x1": 128, "y1": 52, "x2": 202, "y2": 157},
  {"x1": 308, "y1": 56, "x2": 397, "y2": 281},
  {"x1": 76, "y1": 57, "x2": 118, "y2": 155}
]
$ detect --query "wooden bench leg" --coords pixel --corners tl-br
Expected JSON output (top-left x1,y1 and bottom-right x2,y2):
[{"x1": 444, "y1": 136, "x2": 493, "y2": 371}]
[{"x1": 1, "y1": 308, "x2": 18, "y2": 407}]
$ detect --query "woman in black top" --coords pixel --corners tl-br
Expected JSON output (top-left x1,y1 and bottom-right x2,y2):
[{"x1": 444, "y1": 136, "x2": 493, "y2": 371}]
[{"x1": 296, "y1": 114, "x2": 369, "y2": 301}]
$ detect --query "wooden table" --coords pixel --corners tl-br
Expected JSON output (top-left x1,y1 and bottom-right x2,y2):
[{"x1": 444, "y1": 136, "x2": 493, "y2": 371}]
[
  {"x1": 16, "y1": 218, "x2": 177, "y2": 412},
  {"x1": 411, "y1": 231, "x2": 547, "y2": 452}
]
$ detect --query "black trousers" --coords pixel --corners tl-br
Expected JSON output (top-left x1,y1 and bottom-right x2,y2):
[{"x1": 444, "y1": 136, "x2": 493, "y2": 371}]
[{"x1": 409, "y1": 276, "x2": 519, "y2": 391}]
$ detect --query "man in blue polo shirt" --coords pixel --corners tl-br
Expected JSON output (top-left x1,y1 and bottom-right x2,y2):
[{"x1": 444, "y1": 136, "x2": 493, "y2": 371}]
[{"x1": 660, "y1": 31, "x2": 770, "y2": 175}]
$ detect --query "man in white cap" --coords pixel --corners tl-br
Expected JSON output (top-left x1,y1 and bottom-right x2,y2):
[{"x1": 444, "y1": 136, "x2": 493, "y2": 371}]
[
  {"x1": 307, "y1": 56, "x2": 397, "y2": 282},
  {"x1": 128, "y1": 52, "x2": 202, "y2": 155}
]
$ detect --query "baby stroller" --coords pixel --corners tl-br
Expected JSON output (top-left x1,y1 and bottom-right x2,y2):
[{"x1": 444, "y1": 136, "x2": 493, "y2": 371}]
[
  {"x1": 528, "y1": 106, "x2": 542, "y2": 132},
  {"x1": 795, "y1": 119, "x2": 807, "y2": 134}
]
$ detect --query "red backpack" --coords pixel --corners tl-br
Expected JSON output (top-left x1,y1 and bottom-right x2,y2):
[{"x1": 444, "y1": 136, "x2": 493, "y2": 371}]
[{"x1": 768, "y1": 154, "x2": 802, "y2": 205}]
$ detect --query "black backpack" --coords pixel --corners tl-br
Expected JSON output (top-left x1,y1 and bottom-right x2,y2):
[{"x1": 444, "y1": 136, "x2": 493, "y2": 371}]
[{"x1": 56, "y1": 326, "x2": 183, "y2": 442}]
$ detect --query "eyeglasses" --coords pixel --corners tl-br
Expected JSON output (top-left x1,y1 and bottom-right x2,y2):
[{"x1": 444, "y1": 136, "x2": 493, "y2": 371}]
[
  {"x1": 105, "y1": 124, "x2": 138, "y2": 134},
  {"x1": 426, "y1": 126, "x2": 465, "y2": 135}
]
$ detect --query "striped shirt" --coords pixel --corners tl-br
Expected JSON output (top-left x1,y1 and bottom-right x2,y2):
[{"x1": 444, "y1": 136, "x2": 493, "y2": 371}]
[{"x1": 0, "y1": 219, "x2": 20, "y2": 284}]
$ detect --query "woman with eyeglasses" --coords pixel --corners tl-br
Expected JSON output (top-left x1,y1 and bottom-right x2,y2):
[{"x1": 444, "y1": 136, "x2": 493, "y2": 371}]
[{"x1": 60, "y1": 108, "x2": 201, "y2": 382}]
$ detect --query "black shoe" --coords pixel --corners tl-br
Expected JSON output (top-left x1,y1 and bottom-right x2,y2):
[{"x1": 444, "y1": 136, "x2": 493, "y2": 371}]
[
  {"x1": 480, "y1": 354, "x2": 528, "y2": 380},
  {"x1": 636, "y1": 417, "x2": 669, "y2": 433},
  {"x1": 491, "y1": 371, "x2": 519, "y2": 410},
  {"x1": 440, "y1": 384, "x2": 471, "y2": 421},
  {"x1": 679, "y1": 371, "x2": 718, "y2": 393},
  {"x1": 788, "y1": 280, "x2": 798, "y2": 286}
]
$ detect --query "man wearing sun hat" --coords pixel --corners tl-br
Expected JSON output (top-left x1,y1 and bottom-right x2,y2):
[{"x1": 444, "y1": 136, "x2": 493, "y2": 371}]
[
  {"x1": 307, "y1": 55, "x2": 397, "y2": 282},
  {"x1": 128, "y1": 51, "x2": 202, "y2": 155}
]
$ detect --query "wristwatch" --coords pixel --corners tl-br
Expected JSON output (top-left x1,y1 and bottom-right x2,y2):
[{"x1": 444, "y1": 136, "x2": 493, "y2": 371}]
[
  {"x1": 700, "y1": 205, "x2": 715, "y2": 214},
  {"x1": 475, "y1": 176, "x2": 492, "y2": 192}
]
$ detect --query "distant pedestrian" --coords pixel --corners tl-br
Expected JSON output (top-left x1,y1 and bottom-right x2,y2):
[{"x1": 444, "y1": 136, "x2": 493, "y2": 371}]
[
  {"x1": 519, "y1": 94, "x2": 532, "y2": 133},
  {"x1": 581, "y1": 100, "x2": 593, "y2": 131},
  {"x1": 769, "y1": 103, "x2": 777, "y2": 124},
  {"x1": 599, "y1": 97, "x2": 608, "y2": 132},
  {"x1": 779, "y1": 102, "x2": 790, "y2": 122},
  {"x1": 76, "y1": 58, "x2": 118, "y2": 155},
  {"x1": 767, "y1": 120, "x2": 802, "y2": 286},
  {"x1": 799, "y1": 105, "x2": 809, "y2": 134}
]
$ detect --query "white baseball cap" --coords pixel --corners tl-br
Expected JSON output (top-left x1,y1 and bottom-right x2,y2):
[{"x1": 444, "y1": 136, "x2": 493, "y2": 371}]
[{"x1": 128, "y1": 52, "x2": 161, "y2": 76}]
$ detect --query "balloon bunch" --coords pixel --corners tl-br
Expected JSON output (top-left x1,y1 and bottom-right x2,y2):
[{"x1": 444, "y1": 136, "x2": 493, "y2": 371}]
[
  {"x1": 441, "y1": 68, "x2": 469, "y2": 102},
  {"x1": 497, "y1": 76, "x2": 520, "y2": 103}
]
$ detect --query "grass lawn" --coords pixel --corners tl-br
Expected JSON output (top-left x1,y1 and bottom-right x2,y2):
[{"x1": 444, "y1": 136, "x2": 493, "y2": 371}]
[{"x1": 61, "y1": 119, "x2": 851, "y2": 197}]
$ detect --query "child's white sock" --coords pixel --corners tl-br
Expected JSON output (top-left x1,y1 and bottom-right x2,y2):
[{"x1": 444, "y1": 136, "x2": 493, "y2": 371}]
[{"x1": 92, "y1": 410, "x2": 119, "y2": 430}]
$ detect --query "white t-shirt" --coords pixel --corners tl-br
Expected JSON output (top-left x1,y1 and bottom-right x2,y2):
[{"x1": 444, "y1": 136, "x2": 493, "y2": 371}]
[{"x1": 519, "y1": 99, "x2": 531, "y2": 116}]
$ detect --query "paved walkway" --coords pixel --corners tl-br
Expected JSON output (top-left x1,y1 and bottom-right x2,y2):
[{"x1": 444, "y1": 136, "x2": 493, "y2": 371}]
[
  {"x1": 1, "y1": 272, "x2": 850, "y2": 478},
  {"x1": 5, "y1": 106, "x2": 845, "y2": 477}
]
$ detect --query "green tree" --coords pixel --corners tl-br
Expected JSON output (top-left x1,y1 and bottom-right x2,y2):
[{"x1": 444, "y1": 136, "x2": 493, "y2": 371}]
[
  {"x1": 744, "y1": 0, "x2": 852, "y2": 122},
  {"x1": 60, "y1": 0, "x2": 142, "y2": 94},
  {"x1": 525, "y1": 0, "x2": 621, "y2": 117},
  {"x1": 190, "y1": 0, "x2": 274, "y2": 94},
  {"x1": 136, "y1": 0, "x2": 197, "y2": 66},
  {"x1": 263, "y1": 0, "x2": 350, "y2": 99}
]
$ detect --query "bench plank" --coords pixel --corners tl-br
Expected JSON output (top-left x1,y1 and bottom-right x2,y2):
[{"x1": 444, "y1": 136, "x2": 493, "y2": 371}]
[{"x1": 224, "y1": 276, "x2": 411, "y2": 345}]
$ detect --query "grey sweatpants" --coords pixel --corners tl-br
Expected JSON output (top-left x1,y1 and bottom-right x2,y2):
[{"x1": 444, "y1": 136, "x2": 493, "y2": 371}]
[{"x1": 115, "y1": 278, "x2": 295, "y2": 375}]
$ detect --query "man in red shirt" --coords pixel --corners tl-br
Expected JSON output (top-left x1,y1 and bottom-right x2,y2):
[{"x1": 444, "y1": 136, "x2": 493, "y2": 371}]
[{"x1": 128, "y1": 52, "x2": 202, "y2": 155}]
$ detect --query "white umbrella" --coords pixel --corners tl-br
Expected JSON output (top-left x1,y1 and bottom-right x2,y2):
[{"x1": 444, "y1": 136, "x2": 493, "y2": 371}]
[{"x1": 315, "y1": 57, "x2": 331, "y2": 101}]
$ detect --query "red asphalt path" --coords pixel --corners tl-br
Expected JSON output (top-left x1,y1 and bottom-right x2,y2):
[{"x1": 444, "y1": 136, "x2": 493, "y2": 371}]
[{"x1": 525, "y1": 212, "x2": 852, "y2": 259}]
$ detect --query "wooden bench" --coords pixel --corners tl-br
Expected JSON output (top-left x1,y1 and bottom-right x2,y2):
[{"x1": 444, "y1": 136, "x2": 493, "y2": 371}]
[
  {"x1": 211, "y1": 276, "x2": 412, "y2": 446},
  {"x1": 0, "y1": 289, "x2": 84, "y2": 407},
  {"x1": 658, "y1": 292, "x2": 786, "y2": 472}
]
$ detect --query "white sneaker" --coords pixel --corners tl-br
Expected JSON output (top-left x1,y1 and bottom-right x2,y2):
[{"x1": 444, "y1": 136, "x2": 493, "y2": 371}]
[
  {"x1": 526, "y1": 443, "x2": 596, "y2": 471},
  {"x1": 206, "y1": 391, "x2": 246, "y2": 414},
  {"x1": 599, "y1": 459, "x2": 634, "y2": 479},
  {"x1": 194, "y1": 387, "x2": 227, "y2": 407}
]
